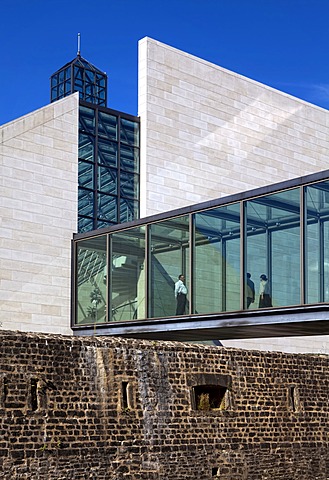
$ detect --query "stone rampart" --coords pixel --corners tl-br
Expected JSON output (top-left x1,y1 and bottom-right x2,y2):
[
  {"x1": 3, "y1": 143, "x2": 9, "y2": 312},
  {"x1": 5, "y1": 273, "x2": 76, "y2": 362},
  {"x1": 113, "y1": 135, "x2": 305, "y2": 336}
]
[{"x1": 0, "y1": 330, "x2": 328, "y2": 479}]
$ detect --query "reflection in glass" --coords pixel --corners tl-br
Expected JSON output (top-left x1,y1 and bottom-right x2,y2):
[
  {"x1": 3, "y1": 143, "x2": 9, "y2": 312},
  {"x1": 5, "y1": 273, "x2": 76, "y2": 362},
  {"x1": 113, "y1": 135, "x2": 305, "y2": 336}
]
[
  {"x1": 120, "y1": 171, "x2": 138, "y2": 199},
  {"x1": 79, "y1": 161, "x2": 93, "y2": 189},
  {"x1": 79, "y1": 106, "x2": 95, "y2": 133},
  {"x1": 194, "y1": 204, "x2": 240, "y2": 314},
  {"x1": 247, "y1": 188, "x2": 300, "y2": 308},
  {"x1": 120, "y1": 118, "x2": 139, "y2": 146},
  {"x1": 120, "y1": 144, "x2": 139, "y2": 173},
  {"x1": 306, "y1": 181, "x2": 329, "y2": 303},
  {"x1": 76, "y1": 236, "x2": 107, "y2": 324},
  {"x1": 78, "y1": 216, "x2": 94, "y2": 234},
  {"x1": 98, "y1": 139, "x2": 118, "y2": 167},
  {"x1": 149, "y1": 216, "x2": 190, "y2": 318},
  {"x1": 79, "y1": 189, "x2": 94, "y2": 217},
  {"x1": 111, "y1": 227, "x2": 146, "y2": 321},
  {"x1": 79, "y1": 133, "x2": 94, "y2": 161},
  {"x1": 98, "y1": 111, "x2": 117, "y2": 139},
  {"x1": 98, "y1": 166, "x2": 117, "y2": 195},
  {"x1": 120, "y1": 198, "x2": 138, "y2": 224},
  {"x1": 97, "y1": 194, "x2": 117, "y2": 222},
  {"x1": 74, "y1": 176, "x2": 329, "y2": 326}
]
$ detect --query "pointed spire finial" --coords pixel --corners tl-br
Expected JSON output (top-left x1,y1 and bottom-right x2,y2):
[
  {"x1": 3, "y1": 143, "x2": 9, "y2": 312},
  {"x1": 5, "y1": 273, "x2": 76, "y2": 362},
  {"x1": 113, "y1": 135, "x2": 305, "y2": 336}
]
[{"x1": 77, "y1": 33, "x2": 81, "y2": 56}]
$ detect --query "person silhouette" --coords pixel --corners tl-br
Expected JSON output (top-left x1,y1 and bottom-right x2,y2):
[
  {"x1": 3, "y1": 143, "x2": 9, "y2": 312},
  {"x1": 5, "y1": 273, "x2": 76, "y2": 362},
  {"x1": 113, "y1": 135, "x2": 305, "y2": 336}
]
[
  {"x1": 175, "y1": 274, "x2": 187, "y2": 315},
  {"x1": 259, "y1": 274, "x2": 272, "y2": 307},
  {"x1": 246, "y1": 272, "x2": 255, "y2": 308}
]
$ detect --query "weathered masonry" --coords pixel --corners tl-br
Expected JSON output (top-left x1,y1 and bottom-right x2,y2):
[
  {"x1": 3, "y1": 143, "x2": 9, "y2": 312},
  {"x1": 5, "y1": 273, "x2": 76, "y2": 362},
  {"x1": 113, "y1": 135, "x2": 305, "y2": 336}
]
[{"x1": 0, "y1": 330, "x2": 328, "y2": 479}]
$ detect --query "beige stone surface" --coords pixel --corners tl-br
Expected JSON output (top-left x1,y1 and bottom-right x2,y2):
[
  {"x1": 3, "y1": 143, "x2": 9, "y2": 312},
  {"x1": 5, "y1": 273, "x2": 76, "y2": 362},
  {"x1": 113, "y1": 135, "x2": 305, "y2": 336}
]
[
  {"x1": 138, "y1": 37, "x2": 329, "y2": 217},
  {"x1": 0, "y1": 94, "x2": 79, "y2": 334},
  {"x1": 222, "y1": 335, "x2": 329, "y2": 354}
]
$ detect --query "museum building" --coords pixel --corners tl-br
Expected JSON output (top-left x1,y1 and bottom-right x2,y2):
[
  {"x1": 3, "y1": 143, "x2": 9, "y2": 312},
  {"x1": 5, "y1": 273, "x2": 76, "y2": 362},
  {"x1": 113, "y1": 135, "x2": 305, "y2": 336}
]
[{"x1": 1, "y1": 37, "x2": 329, "y2": 353}]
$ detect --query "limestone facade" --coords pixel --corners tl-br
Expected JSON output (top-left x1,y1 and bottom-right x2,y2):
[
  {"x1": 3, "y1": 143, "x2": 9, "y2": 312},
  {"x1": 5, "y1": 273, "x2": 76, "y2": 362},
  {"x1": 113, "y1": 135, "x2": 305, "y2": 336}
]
[
  {"x1": 138, "y1": 37, "x2": 329, "y2": 217},
  {"x1": 0, "y1": 95, "x2": 78, "y2": 334}
]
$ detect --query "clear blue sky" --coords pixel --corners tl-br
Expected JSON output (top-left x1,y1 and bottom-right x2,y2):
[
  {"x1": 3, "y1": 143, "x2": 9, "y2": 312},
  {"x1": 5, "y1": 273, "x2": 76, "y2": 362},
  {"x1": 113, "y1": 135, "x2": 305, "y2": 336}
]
[{"x1": 1, "y1": 0, "x2": 329, "y2": 125}]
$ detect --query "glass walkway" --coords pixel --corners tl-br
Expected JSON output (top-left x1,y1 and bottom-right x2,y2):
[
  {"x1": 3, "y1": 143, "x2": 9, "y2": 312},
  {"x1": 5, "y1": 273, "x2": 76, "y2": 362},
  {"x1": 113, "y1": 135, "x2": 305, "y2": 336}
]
[{"x1": 72, "y1": 170, "x2": 329, "y2": 340}]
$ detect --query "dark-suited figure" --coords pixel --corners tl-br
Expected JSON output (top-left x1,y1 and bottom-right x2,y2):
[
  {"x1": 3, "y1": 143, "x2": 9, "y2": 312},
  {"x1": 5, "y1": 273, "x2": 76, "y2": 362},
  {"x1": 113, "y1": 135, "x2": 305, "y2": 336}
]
[{"x1": 246, "y1": 272, "x2": 255, "y2": 308}]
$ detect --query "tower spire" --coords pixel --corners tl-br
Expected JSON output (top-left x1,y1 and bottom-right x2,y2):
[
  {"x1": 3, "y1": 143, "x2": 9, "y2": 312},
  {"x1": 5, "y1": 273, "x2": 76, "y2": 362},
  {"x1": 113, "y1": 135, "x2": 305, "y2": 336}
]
[{"x1": 77, "y1": 32, "x2": 81, "y2": 56}]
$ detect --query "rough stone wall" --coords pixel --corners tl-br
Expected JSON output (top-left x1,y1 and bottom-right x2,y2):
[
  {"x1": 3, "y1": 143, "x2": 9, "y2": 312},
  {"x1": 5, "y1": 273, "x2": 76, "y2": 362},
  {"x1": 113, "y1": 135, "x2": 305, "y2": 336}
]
[{"x1": 0, "y1": 330, "x2": 328, "y2": 480}]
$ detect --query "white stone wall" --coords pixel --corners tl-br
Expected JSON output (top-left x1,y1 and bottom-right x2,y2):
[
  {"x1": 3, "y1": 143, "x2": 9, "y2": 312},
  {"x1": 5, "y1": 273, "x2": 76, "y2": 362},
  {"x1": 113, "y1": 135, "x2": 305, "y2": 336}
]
[
  {"x1": 138, "y1": 38, "x2": 329, "y2": 354},
  {"x1": 138, "y1": 37, "x2": 329, "y2": 217},
  {"x1": 0, "y1": 94, "x2": 79, "y2": 334},
  {"x1": 222, "y1": 336, "x2": 329, "y2": 355}
]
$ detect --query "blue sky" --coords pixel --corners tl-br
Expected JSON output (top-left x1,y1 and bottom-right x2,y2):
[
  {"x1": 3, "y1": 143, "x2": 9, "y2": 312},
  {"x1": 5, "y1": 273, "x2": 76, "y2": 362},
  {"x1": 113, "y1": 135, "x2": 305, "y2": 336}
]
[{"x1": 1, "y1": 0, "x2": 329, "y2": 125}]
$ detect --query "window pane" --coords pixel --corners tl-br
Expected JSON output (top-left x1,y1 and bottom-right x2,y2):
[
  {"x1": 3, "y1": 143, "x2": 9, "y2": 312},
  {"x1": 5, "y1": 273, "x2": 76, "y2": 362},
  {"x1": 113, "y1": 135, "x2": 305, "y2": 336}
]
[
  {"x1": 64, "y1": 66, "x2": 71, "y2": 80},
  {"x1": 98, "y1": 166, "x2": 117, "y2": 195},
  {"x1": 120, "y1": 171, "x2": 139, "y2": 199},
  {"x1": 51, "y1": 87, "x2": 57, "y2": 101},
  {"x1": 97, "y1": 193, "x2": 117, "y2": 222},
  {"x1": 98, "y1": 111, "x2": 117, "y2": 140},
  {"x1": 111, "y1": 227, "x2": 146, "y2": 321},
  {"x1": 78, "y1": 216, "x2": 94, "y2": 233},
  {"x1": 78, "y1": 188, "x2": 94, "y2": 217},
  {"x1": 74, "y1": 66, "x2": 83, "y2": 80},
  {"x1": 85, "y1": 69, "x2": 95, "y2": 84},
  {"x1": 194, "y1": 203, "x2": 240, "y2": 314},
  {"x1": 149, "y1": 216, "x2": 190, "y2": 318},
  {"x1": 98, "y1": 139, "x2": 118, "y2": 167},
  {"x1": 78, "y1": 133, "x2": 94, "y2": 161},
  {"x1": 64, "y1": 80, "x2": 71, "y2": 94},
  {"x1": 120, "y1": 118, "x2": 139, "y2": 146},
  {"x1": 76, "y1": 236, "x2": 107, "y2": 325},
  {"x1": 120, "y1": 198, "x2": 138, "y2": 223},
  {"x1": 51, "y1": 75, "x2": 58, "y2": 87},
  {"x1": 97, "y1": 74, "x2": 106, "y2": 86},
  {"x1": 120, "y1": 144, "x2": 139, "y2": 173},
  {"x1": 79, "y1": 161, "x2": 93, "y2": 189},
  {"x1": 79, "y1": 106, "x2": 95, "y2": 133},
  {"x1": 306, "y1": 180, "x2": 329, "y2": 303},
  {"x1": 247, "y1": 188, "x2": 300, "y2": 309},
  {"x1": 97, "y1": 219, "x2": 116, "y2": 230}
]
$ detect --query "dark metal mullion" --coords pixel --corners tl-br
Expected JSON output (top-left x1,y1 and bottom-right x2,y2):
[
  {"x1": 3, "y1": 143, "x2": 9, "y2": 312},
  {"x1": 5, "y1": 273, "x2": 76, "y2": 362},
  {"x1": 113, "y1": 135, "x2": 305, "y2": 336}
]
[
  {"x1": 189, "y1": 214, "x2": 195, "y2": 315},
  {"x1": 93, "y1": 106, "x2": 99, "y2": 230},
  {"x1": 319, "y1": 220, "x2": 325, "y2": 302},
  {"x1": 108, "y1": 234, "x2": 112, "y2": 322},
  {"x1": 117, "y1": 116, "x2": 121, "y2": 223},
  {"x1": 267, "y1": 230, "x2": 272, "y2": 298},
  {"x1": 241, "y1": 201, "x2": 247, "y2": 310},
  {"x1": 69, "y1": 64, "x2": 73, "y2": 96},
  {"x1": 222, "y1": 240, "x2": 227, "y2": 312},
  {"x1": 71, "y1": 239, "x2": 77, "y2": 328},
  {"x1": 145, "y1": 225, "x2": 150, "y2": 319},
  {"x1": 301, "y1": 186, "x2": 307, "y2": 304}
]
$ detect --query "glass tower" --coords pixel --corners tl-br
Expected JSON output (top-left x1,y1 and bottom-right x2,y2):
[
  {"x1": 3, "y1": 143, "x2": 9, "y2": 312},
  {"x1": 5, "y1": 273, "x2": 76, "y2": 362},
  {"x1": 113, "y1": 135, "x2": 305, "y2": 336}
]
[
  {"x1": 50, "y1": 54, "x2": 140, "y2": 233},
  {"x1": 50, "y1": 54, "x2": 107, "y2": 106}
]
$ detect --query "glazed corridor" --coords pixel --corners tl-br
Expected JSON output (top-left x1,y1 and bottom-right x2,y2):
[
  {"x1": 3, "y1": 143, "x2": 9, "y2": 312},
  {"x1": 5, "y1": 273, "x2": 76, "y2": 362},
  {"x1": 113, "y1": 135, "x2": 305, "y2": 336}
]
[{"x1": 73, "y1": 174, "x2": 329, "y2": 330}]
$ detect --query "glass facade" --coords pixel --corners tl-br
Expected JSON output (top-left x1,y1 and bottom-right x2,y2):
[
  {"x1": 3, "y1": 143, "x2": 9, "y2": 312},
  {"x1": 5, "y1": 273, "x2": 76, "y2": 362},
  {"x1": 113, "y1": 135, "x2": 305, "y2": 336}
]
[
  {"x1": 78, "y1": 102, "x2": 140, "y2": 233},
  {"x1": 51, "y1": 55, "x2": 140, "y2": 234},
  {"x1": 50, "y1": 55, "x2": 107, "y2": 106},
  {"x1": 73, "y1": 174, "x2": 329, "y2": 328}
]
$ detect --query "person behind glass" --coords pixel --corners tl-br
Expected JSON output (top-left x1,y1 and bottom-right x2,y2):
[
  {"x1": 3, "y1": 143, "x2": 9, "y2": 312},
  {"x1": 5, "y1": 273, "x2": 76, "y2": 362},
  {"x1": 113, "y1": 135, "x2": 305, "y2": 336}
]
[
  {"x1": 259, "y1": 274, "x2": 272, "y2": 307},
  {"x1": 175, "y1": 274, "x2": 187, "y2": 315},
  {"x1": 246, "y1": 272, "x2": 255, "y2": 308}
]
